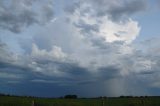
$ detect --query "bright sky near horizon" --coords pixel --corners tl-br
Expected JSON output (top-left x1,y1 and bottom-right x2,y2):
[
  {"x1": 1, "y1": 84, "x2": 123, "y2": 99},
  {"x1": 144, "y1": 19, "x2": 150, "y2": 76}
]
[{"x1": 0, "y1": 0, "x2": 160, "y2": 97}]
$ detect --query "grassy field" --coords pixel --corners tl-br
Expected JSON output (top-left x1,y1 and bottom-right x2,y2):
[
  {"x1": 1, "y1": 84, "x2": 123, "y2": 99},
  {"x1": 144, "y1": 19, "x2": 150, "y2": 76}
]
[{"x1": 1, "y1": 96, "x2": 160, "y2": 106}]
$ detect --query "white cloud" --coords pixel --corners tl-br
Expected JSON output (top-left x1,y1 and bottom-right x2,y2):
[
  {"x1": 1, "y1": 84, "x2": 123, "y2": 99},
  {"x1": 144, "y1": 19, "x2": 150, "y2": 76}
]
[
  {"x1": 98, "y1": 18, "x2": 140, "y2": 44},
  {"x1": 31, "y1": 43, "x2": 67, "y2": 61},
  {"x1": 67, "y1": 1, "x2": 141, "y2": 44}
]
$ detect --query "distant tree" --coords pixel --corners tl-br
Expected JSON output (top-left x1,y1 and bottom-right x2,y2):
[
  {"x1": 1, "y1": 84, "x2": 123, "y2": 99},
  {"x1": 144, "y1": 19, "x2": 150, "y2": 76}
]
[
  {"x1": 120, "y1": 96, "x2": 125, "y2": 98},
  {"x1": 120, "y1": 96, "x2": 133, "y2": 98},
  {"x1": 64, "y1": 95, "x2": 77, "y2": 99},
  {"x1": 0, "y1": 93, "x2": 5, "y2": 96}
]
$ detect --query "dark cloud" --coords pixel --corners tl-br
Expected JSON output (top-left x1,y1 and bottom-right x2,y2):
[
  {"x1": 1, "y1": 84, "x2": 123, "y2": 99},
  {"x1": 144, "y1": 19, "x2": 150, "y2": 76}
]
[
  {"x1": 91, "y1": 0, "x2": 147, "y2": 22},
  {"x1": 1, "y1": 37, "x2": 160, "y2": 96},
  {"x1": 64, "y1": 1, "x2": 81, "y2": 14},
  {"x1": 0, "y1": 41, "x2": 124, "y2": 89},
  {"x1": 66, "y1": 0, "x2": 147, "y2": 22},
  {"x1": 74, "y1": 20, "x2": 99, "y2": 34},
  {"x1": 97, "y1": 66, "x2": 121, "y2": 80},
  {"x1": 0, "y1": 0, "x2": 54, "y2": 33}
]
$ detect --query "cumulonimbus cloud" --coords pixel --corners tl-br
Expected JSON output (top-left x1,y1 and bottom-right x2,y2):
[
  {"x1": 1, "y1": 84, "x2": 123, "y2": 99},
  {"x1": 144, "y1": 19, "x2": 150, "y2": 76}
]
[{"x1": 1, "y1": 0, "x2": 160, "y2": 97}]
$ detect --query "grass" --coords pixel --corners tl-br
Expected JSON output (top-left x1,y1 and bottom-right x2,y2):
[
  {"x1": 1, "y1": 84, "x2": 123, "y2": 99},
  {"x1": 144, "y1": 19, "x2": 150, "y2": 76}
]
[{"x1": 1, "y1": 96, "x2": 160, "y2": 106}]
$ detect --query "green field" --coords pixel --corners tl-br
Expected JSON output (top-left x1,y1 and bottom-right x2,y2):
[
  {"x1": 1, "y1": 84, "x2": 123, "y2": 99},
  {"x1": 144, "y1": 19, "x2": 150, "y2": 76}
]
[{"x1": 1, "y1": 96, "x2": 160, "y2": 106}]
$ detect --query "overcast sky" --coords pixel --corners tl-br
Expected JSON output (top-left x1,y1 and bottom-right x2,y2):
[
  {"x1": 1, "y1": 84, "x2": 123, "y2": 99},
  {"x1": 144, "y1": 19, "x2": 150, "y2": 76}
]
[{"x1": 0, "y1": 0, "x2": 160, "y2": 97}]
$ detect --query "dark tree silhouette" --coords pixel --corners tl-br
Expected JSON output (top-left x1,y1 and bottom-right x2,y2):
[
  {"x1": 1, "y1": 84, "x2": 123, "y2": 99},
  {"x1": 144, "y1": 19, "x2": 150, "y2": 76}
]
[{"x1": 64, "y1": 95, "x2": 77, "y2": 99}]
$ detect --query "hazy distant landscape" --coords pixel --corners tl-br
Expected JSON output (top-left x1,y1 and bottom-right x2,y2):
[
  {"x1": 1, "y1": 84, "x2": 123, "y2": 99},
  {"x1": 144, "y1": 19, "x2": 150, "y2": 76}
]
[{"x1": 1, "y1": 94, "x2": 160, "y2": 106}]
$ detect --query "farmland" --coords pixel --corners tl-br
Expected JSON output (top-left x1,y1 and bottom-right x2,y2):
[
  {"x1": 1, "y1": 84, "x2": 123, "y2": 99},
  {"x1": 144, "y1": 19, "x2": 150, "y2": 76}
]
[{"x1": 1, "y1": 95, "x2": 160, "y2": 106}]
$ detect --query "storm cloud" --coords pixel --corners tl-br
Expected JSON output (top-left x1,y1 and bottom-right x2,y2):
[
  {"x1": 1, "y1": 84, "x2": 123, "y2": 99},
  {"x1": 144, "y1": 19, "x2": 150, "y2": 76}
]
[{"x1": 0, "y1": 0, "x2": 160, "y2": 97}]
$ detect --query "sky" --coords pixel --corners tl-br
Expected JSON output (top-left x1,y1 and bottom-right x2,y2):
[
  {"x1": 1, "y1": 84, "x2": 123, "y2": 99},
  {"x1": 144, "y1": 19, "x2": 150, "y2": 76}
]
[{"x1": 0, "y1": 0, "x2": 160, "y2": 97}]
